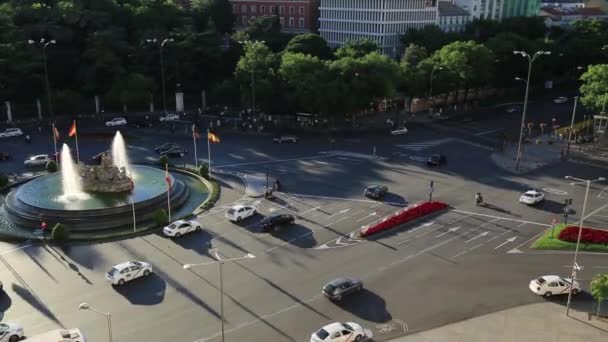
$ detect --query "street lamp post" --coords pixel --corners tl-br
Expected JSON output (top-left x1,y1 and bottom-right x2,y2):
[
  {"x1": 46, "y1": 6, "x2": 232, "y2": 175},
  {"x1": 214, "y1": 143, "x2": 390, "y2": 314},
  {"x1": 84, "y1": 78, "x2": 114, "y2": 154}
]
[
  {"x1": 238, "y1": 40, "x2": 265, "y2": 115},
  {"x1": 183, "y1": 250, "x2": 255, "y2": 342},
  {"x1": 567, "y1": 96, "x2": 579, "y2": 156},
  {"x1": 429, "y1": 66, "x2": 443, "y2": 115},
  {"x1": 79, "y1": 302, "x2": 112, "y2": 342},
  {"x1": 146, "y1": 38, "x2": 174, "y2": 113},
  {"x1": 513, "y1": 50, "x2": 551, "y2": 171},
  {"x1": 28, "y1": 38, "x2": 56, "y2": 118},
  {"x1": 564, "y1": 176, "x2": 605, "y2": 316}
]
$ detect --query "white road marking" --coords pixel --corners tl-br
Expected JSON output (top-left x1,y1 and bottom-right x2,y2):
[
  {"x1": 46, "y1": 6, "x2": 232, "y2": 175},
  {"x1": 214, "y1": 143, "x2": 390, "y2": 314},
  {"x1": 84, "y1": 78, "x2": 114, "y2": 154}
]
[
  {"x1": 370, "y1": 202, "x2": 383, "y2": 208},
  {"x1": 465, "y1": 231, "x2": 489, "y2": 243},
  {"x1": 494, "y1": 236, "x2": 518, "y2": 250},
  {"x1": 327, "y1": 208, "x2": 351, "y2": 219},
  {"x1": 215, "y1": 154, "x2": 333, "y2": 168},
  {"x1": 435, "y1": 226, "x2": 460, "y2": 238},
  {"x1": 469, "y1": 243, "x2": 485, "y2": 250},
  {"x1": 282, "y1": 192, "x2": 407, "y2": 206},
  {"x1": 474, "y1": 129, "x2": 502, "y2": 136},
  {"x1": 409, "y1": 222, "x2": 435, "y2": 233},
  {"x1": 0, "y1": 244, "x2": 33, "y2": 255},
  {"x1": 452, "y1": 250, "x2": 468, "y2": 258},
  {"x1": 451, "y1": 209, "x2": 550, "y2": 226},
  {"x1": 397, "y1": 239, "x2": 410, "y2": 246},
  {"x1": 356, "y1": 212, "x2": 378, "y2": 222},
  {"x1": 584, "y1": 219, "x2": 608, "y2": 225}
]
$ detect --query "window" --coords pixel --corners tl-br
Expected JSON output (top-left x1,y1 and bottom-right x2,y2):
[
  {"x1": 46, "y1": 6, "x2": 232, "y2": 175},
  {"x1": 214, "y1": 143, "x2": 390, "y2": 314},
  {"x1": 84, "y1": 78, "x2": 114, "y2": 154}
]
[
  {"x1": 299, "y1": 18, "x2": 305, "y2": 28},
  {"x1": 299, "y1": 6, "x2": 305, "y2": 15},
  {"x1": 289, "y1": 6, "x2": 295, "y2": 15},
  {"x1": 289, "y1": 17, "x2": 294, "y2": 27},
  {"x1": 242, "y1": 16, "x2": 247, "y2": 25},
  {"x1": 250, "y1": 5, "x2": 256, "y2": 13},
  {"x1": 270, "y1": 5, "x2": 275, "y2": 14},
  {"x1": 242, "y1": 5, "x2": 247, "y2": 13},
  {"x1": 279, "y1": 17, "x2": 285, "y2": 25},
  {"x1": 233, "y1": 5, "x2": 237, "y2": 13},
  {"x1": 279, "y1": 6, "x2": 284, "y2": 14},
  {"x1": 261, "y1": 5, "x2": 265, "y2": 13}
]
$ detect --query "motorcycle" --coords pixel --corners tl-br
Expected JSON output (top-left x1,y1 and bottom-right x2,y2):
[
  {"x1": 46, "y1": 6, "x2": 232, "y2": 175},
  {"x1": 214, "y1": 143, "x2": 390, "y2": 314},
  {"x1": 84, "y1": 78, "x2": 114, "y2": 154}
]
[{"x1": 475, "y1": 194, "x2": 483, "y2": 206}]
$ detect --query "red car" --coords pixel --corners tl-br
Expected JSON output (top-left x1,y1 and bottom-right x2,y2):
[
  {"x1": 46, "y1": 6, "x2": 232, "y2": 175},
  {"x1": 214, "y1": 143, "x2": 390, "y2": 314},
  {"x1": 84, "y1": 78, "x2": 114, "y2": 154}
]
[{"x1": 0, "y1": 152, "x2": 10, "y2": 161}]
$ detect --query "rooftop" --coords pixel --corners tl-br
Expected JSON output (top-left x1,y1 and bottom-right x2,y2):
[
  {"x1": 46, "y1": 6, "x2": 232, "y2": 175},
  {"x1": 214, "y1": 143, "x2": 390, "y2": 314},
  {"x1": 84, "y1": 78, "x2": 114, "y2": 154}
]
[
  {"x1": 438, "y1": 1, "x2": 470, "y2": 16},
  {"x1": 541, "y1": 6, "x2": 607, "y2": 15},
  {"x1": 540, "y1": 0, "x2": 584, "y2": 4}
]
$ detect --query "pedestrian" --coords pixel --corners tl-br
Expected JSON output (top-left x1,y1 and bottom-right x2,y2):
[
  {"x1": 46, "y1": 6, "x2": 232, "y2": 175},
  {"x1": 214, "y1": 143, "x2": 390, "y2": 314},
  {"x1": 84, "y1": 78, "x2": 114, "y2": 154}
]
[
  {"x1": 217, "y1": 119, "x2": 221, "y2": 127},
  {"x1": 40, "y1": 220, "x2": 48, "y2": 243},
  {"x1": 25, "y1": 135, "x2": 31, "y2": 144}
]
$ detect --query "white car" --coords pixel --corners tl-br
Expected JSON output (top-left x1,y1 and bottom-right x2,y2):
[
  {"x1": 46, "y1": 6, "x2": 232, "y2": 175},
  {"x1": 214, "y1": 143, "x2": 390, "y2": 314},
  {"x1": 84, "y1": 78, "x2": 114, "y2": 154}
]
[
  {"x1": 106, "y1": 261, "x2": 152, "y2": 286},
  {"x1": 554, "y1": 96, "x2": 568, "y2": 104},
  {"x1": 105, "y1": 117, "x2": 127, "y2": 127},
  {"x1": 390, "y1": 127, "x2": 408, "y2": 135},
  {"x1": 24, "y1": 154, "x2": 51, "y2": 167},
  {"x1": 311, "y1": 322, "x2": 372, "y2": 342},
  {"x1": 0, "y1": 322, "x2": 24, "y2": 342},
  {"x1": 160, "y1": 113, "x2": 179, "y2": 122},
  {"x1": 225, "y1": 205, "x2": 258, "y2": 222},
  {"x1": 273, "y1": 135, "x2": 298, "y2": 143},
  {"x1": 163, "y1": 219, "x2": 202, "y2": 237},
  {"x1": 519, "y1": 190, "x2": 544, "y2": 205},
  {"x1": 0, "y1": 128, "x2": 23, "y2": 138},
  {"x1": 529, "y1": 275, "x2": 580, "y2": 297},
  {"x1": 25, "y1": 328, "x2": 85, "y2": 342}
]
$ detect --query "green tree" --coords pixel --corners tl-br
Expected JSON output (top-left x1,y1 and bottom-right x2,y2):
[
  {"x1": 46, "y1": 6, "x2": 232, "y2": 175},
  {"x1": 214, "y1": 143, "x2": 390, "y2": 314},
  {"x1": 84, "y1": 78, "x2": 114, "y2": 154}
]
[
  {"x1": 591, "y1": 273, "x2": 608, "y2": 316},
  {"x1": 335, "y1": 38, "x2": 379, "y2": 59},
  {"x1": 198, "y1": 163, "x2": 209, "y2": 179},
  {"x1": 402, "y1": 25, "x2": 457, "y2": 53},
  {"x1": 580, "y1": 64, "x2": 608, "y2": 112},
  {"x1": 51, "y1": 223, "x2": 70, "y2": 241},
  {"x1": 239, "y1": 16, "x2": 290, "y2": 52},
  {"x1": 279, "y1": 52, "x2": 328, "y2": 114},
  {"x1": 464, "y1": 19, "x2": 503, "y2": 42},
  {"x1": 284, "y1": 33, "x2": 332, "y2": 60},
  {"x1": 45, "y1": 160, "x2": 58, "y2": 173},
  {"x1": 159, "y1": 155, "x2": 169, "y2": 167},
  {"x1": 153, "y1": 208, "x2": 169, "y2": 226},
  {"x1": 0, "y1": 173, "x2": 8, "y2": 187},
  {"x1": 401, "y1": 43, "x2": 428, "y2": 67}
]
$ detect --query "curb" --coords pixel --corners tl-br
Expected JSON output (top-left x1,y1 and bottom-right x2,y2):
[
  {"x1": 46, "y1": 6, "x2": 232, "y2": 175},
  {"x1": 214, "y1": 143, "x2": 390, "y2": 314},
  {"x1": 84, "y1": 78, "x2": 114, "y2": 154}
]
[{"x1": 213, "y1": 169, "x2": 267, "y2": 198}]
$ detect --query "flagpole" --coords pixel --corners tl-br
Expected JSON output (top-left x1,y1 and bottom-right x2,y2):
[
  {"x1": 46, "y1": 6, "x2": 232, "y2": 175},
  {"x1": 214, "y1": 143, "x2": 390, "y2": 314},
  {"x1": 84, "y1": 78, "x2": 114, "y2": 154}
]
[
  {"x1": 166, "y1": 163, "x2": 172, "y2": 222},
  {"x1": 207, "y1": 128, "x2": 212, "y2": 178},
  {"x1": 193, "y1": 124, "x2": 198, "y2": 168},
  {"x1": 130, "y1": 172, "x2": 136, "y2": 233},
  {"x1": 73, "y1": 120, "x2": 80, "y2": 164},
  {"x1": 51, "y1": 123, "x2": 58, "y2": 168}
]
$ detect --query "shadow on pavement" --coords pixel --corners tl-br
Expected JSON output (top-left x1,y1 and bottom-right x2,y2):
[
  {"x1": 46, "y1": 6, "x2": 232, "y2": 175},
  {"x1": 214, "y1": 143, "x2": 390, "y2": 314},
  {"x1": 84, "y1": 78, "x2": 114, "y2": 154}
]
[
  {"x1": 171, "y1": 229, "x2": 214, "y2": 255},
  {"x1": 335, "y1": 289, "x2": 392, "y2": 323},
  {"x1": 383, "y1": 193, "x2": 408, "y2": 206},
  {"x1": 541, "y1": 199, "x2": 577, "y2": 216},
  {"x1": 113, "y1": 273, "x2": 166, "y2": 305},
  {"x1": 0, "y1": 291, "x2": 12, "y2": 314},
  {"x1": 270, "y1": 224, "x2": 317, "y2": 248},
  {"x1": 60, "y1": 244, "x2": 106, "y2": 270},
  {"x1": 11, "y1": 283, "x2": 63, "y2": 327},
  {"x1": 479, "y1": 202, "x2": 519, "y2": 217}
]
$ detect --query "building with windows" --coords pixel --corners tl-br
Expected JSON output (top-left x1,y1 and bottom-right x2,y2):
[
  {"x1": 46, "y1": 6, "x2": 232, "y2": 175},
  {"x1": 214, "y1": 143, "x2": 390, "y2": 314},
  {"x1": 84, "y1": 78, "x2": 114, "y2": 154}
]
[
  {"x1": 540, "y1": 6, "x2": 608, "y2": 27},
  {"x1": 502, "y1": 0, "x2": 541, "y2": 17},
  {"x1": 438, "y1": 1, "x2": 471, "y2": 32},
  {"x1": 230, "y1": 0, "x2": 318, "y2": 33},
  {"x1": 453, "y1": 0, "x2": 504, "y2": 19},
  {"x1": 319, "y1": 0, "x2": 439, "y2": 58}
]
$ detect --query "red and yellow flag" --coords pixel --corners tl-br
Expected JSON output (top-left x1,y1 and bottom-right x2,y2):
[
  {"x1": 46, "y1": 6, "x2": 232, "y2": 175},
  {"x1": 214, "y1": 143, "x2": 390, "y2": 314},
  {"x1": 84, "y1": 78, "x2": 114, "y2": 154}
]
[
  {"x1": 208, "y1": 131, "x2": 220, "y2": 143},
  {"x1": 52, "y1": 125, "x2": 60, "y2": 140},
  {"x1": 164, "y1": 165, "x2": 172, "y2": 188},
  {"x1": 68, "y1": 121, "x2": 77, "y2": 137}
]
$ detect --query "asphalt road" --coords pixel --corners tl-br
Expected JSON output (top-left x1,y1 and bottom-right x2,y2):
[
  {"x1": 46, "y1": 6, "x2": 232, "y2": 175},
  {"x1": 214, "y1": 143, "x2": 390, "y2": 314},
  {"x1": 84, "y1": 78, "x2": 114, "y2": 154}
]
[{"x1": 1, "y1": 102, "x2": 607, "y2": 341}]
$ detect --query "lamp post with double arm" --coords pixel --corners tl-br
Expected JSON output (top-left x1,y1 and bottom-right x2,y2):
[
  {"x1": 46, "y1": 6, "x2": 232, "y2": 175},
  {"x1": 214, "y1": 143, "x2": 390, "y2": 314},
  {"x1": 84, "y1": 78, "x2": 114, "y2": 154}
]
[
  {"x1": 28, "y1": 38, "x2": 56, "y2": 118},
  {"x1": 429, "y1": 66, "x2": 444, "y2": 115},
  {"x1": 146, "y1": 38, "x2": 174, "y2": 113},
  {"x1": 183, "y1": 250, "x2": 256, "y2": 342},
  {"x1": 79, "y1": 302, "x2": 112, "y2": 342}
]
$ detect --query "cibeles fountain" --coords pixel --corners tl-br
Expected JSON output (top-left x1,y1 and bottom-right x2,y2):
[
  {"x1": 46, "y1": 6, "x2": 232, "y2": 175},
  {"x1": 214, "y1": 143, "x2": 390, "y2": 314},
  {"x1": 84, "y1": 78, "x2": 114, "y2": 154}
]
[{"x1": 3, "y1": 131, "x2": 197, "y2": 233}]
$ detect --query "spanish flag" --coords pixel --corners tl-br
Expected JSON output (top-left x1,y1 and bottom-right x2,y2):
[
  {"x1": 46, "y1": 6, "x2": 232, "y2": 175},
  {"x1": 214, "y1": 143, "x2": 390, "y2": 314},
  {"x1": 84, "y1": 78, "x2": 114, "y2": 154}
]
[
  {"x1": 164, "y1": 165, "x2": 172, "y2": 188},
  {"x1": 208, "y1": 130, "x2": 220, "y2": 143},
  {"x1": 52, "y1": 125, "x2": 60, "y2": 140},
  {"x1": 68, "y1": 121, "x2": 77, "y2": 137},
  {"x1": 192, "y1": 124, "x2": 201, "y2": 140}
]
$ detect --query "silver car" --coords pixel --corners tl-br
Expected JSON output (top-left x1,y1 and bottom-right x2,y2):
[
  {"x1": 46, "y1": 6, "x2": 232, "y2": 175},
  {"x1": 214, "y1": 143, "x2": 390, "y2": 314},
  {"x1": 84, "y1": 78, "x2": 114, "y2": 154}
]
[{"x1": 322, "y1": 277, "x2": 363, "y2": 301}]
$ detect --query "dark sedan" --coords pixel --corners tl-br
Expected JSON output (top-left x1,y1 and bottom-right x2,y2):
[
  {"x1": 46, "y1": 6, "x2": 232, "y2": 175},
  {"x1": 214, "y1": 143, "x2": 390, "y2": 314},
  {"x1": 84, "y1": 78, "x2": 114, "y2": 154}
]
[
  {"x1": 364, "y1": 185, "x2": 388, "y2": 199},
  {"x1": 427, "y1": 154, "x2": 446, "y2": 166},
  {"x1": 260, "y1": 214, "x2": 295, "y2": 233},
  {"x1": 155, "y1": 142, "x2": 181, "y2": 154},
  {"x1": 322, "y1": 277, "x2": 363, "y2": 301},
  {"x1": 160, "y1": 147, "x2": 187, "y2": 158}
]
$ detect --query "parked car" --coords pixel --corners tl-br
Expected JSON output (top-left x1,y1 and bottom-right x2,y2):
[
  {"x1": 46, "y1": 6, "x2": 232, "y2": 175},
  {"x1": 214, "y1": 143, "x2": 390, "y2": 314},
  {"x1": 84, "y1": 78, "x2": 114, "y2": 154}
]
[
  {"x1": 0, "y1": 128, "x2": 23, "y2": 138},
  {"x1": 160, "y1": 147, "x2": 186, "y2": 158},
  {"x1": 273, "y1": 135, "x2": 299, "y2": 143},
  {"x1": 505, "y1": 105, "x2": 521, "y2": 113},
  {"x1": 322, "y1": 277, "x2": 363, "y2": 301},
  {"x1": 129, "y1": 116, "x2": 153, "y2": 128},
  {"x1": 310, "y1": 322, "x2": 372, "y2": 342},
  {"x1": 90, "y1": 151, "x2": 111, "y2": 164},
  {"x1": 364, "y1": 185, "x2": 388, "y2": 200},
  {"x1": 554, "y1": 96, "x2": 568, "y2": 104},
  {"x1": 106, "y1": 261, "x2": 152, "y2": 286},
  {"x1": 155, "y1": 142, "x2": 181, "y2": 153},
  {"x1": 519, "y1": 190, "x2": 544, "y2": 205},
  {"x1": 163, "y1": 219, "x2": 202, "y2": 238},
  {"x1": 390, "y1": 127, "x2": 408, "y2": 135},
  {"x1": 260, "y1": 214, "x2": 295, "y2": 233},
  {"x1": 25, "y1": 328, "x2": 85, "y2": 342},
  {"x1": 159, "y1": 113, "x2": 179, "y2": 122},
  {"x1": 576, "y1": 135, "x2": 594, "y2": 143},
  {"x1": 0, "y1": 322, "x2": 25, "y2": 342},
  {"x1": 0, "y1": 152, "x2": 10, "y2": 161},
  {"x1": 529, "y1": 275, "x2": 580, "y2": 297},
  {"x1": 225, "y1": 205, "x2": 258, "y2": 222},
  {"x1": 24, "y1": 154, "x2": 51, "y2": 167},
  {"x1": 427, "y1": 154, "x2": 447, "y2": 166},
  {"x1": 105, "y1": 117, "x2": 127, "y2": 127}
]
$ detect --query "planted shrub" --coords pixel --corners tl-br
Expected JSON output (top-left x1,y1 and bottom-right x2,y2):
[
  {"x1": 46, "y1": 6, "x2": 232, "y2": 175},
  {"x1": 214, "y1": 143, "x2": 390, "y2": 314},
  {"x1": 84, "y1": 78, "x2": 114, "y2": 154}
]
[
  {"x1": 159, "y1": 155, "x2": 169, "y2": 167},
  {"x1": 198, "y1": 164, "x2": 209, "y2": 179},
  {"x1": 51, "y1": 223, "x2": 70, "y2": 241},
  {"x1": 46, "y1": 160, "x2": 58, "y2": 173},
  {"x1": 0, "y1": 173, "x2": 8, "y2": 187},
  {"x1": 153, "y1": 208, "x2": 169, "y2": 226},
  {"x1": 558, "y1": 226, "x2": 608, "y2": 245}
]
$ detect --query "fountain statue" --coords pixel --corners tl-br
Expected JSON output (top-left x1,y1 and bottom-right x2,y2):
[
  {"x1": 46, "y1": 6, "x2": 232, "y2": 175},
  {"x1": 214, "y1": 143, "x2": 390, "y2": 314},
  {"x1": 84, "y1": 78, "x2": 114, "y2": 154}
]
[
  {"x1": 112, "y1": 131, "x2": 131, "y2": 176},
  {"x1": 59, "y1": 143, "x2": 88, "y2": 201},
  {"x1": 80, "y1": 152, "x2": 132, "y2": 192}
]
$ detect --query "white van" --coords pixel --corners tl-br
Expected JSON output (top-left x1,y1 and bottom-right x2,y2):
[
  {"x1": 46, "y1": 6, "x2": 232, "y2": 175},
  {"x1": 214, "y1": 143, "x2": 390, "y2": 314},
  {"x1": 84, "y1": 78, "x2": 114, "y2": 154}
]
[{"x1": 25, "y1": 329, "x2": 86, "y2": 342}]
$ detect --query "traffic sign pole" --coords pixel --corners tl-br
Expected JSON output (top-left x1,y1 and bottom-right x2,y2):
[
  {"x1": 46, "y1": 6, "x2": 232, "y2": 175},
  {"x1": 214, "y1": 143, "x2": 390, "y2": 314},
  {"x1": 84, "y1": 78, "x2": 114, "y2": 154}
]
[
  {"x1": 429, "y1": 181, "x2": 434, "y2": 202},
  {"x1": 551, "y1": 217, "x2": 558, "y2": 238}
]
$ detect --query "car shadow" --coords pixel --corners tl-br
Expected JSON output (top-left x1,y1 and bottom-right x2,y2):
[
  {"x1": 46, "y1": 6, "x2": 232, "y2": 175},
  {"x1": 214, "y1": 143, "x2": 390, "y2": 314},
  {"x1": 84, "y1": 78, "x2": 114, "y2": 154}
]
[
  {"x1": 545, "y1": 291, "x2": 608, "y2": 317},
  {"x1": 269, "y1": 223, "x2": 317, "y2": 248},
  {"x1": 334, "y1": 289, "x2": 392, "y2": 323},
  {"x1": 540, "y1": 199, "x2": 576, "y2": 215},
  {"x1": 171, "y1": 229, "x2": 214, "y2": 255},
  {"x1": 480, "y1": 202, "x2": 520, "y2": 217},
  {"x1": 267, "y1": 196, "x2": 299, "y2": 212},
  {"x1": 382, "y1": 193, "x2": 408, "y2": 207},
  {"x1": 230, "y1": 215, "x2": 264, "y2": 234},
  {"x1": 112, "y1": 273, "x2": 166, "y2": 305}
]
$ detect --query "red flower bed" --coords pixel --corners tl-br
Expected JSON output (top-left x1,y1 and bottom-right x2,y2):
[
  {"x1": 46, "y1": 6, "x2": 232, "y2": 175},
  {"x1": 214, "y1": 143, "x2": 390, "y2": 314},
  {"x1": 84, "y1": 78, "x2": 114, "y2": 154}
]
[
  {"x1": 558, "y1": 226, "x2": 608, "y2": 245},
  {"x1": 359, "y1": 201, "x2": 448, "y2": 238}
]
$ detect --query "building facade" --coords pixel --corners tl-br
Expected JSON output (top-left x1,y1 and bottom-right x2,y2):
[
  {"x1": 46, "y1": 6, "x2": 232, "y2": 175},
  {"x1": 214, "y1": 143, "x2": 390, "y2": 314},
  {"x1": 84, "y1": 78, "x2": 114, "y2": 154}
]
[
  {"x1": 438, "y1": 1, "x2": 471, "y2": 32},
  {"x1": 453, "y1": 0, "x2": 503, "y2": 19},
  {"x1": 319, "y1": 0, "x2": 439, "y2": 57},
  {"x1": 540, "y1": 6, "x2": 608, "y2": 27},
  {"x1": 230, "y1": 0, "x2": 318, "y2": 33},
  {"x1": 502, "y1": 0, "x2": 541, "y2": 18}
]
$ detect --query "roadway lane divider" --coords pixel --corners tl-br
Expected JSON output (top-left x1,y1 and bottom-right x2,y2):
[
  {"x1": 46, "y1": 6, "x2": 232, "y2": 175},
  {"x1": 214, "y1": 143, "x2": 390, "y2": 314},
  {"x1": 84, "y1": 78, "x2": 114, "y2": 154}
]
[{"x1": 358, "y1": 201, "x2": 448, "y2": 238}]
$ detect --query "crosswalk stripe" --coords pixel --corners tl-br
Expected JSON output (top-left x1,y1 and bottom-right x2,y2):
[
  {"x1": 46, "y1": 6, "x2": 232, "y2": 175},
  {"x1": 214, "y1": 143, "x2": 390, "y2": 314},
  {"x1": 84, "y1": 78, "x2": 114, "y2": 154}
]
[{"x1": 396, "y1": 138, "x2": 453, "y2": 151}]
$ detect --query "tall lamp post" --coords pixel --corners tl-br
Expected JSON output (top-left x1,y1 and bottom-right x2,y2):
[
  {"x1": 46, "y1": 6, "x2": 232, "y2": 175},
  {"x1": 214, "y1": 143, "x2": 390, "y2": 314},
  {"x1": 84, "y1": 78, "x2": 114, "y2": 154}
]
[
  {"x1": 28, "y1": 38, "x2": 56, "y2": 118},
  {"x1": 238, "y1": 40, "x2": 265, "y2": 115},
  {"x1": 429, "y1": 66, "x2": 443, "y2": 115},
  {"x1": 79, "y1": 302, "x2": 112, "y2": 342},
  {"x1": 564, "y1": 176, "x2": 605, "y2": 316},
  {"x1": 146, "y1": 38, "x2": 174, "y2": 113},
  {"x1": 513, "y1": 50, "x2": 551, "y2": 171},
  {"x1": 183, "y1": 250, "x2": 255, "y2": 342}
]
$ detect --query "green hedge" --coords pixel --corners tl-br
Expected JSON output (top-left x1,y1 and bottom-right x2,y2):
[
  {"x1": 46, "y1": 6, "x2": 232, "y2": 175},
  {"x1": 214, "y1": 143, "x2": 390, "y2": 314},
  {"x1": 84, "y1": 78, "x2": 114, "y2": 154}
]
[
  {"x1": 531, "y1": 224, "x2": 608, "y2": 252},
  {"x1": 46, "y1": 160, "x2": 58, "y2": 173},
  {"x1": 201, "y1": 179, "x2": 221, "y2": 211},
  {"x1": 0, "y1": 173, "x2": 8, "y2": 187},
  {"x1": 51, "y1": 223, "x2": 70, "y2": 241}
]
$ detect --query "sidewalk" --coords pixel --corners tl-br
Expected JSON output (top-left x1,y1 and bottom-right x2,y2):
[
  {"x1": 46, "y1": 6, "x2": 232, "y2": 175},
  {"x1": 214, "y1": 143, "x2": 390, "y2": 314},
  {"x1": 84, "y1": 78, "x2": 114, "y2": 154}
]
[
  {"x1": 491, "y1": 137, "x2": 565, "y2": 174},
  {"x1": 390, "y1": 303, "x2": 608, "y2": 342}
]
